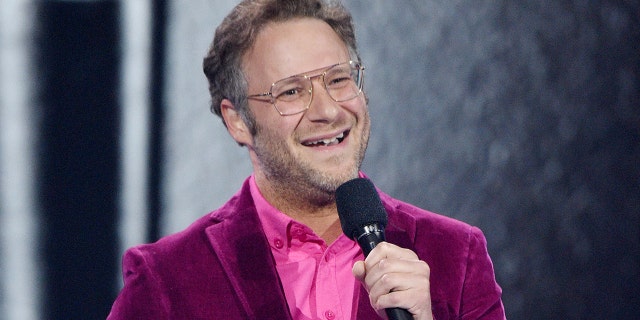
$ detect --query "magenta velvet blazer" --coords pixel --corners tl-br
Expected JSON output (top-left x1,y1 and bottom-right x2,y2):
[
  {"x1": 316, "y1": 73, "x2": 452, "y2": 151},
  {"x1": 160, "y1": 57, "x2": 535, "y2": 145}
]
[{"x1": 108, "y1": 178, "x2": 505, "y2": 319}]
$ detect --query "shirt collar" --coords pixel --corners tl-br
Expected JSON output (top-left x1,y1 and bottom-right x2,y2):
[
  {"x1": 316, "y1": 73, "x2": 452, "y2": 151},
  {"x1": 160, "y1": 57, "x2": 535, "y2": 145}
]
[
  {"x1": 249, "y1": 174, "x2": 295, "y2": 251},
  {"x1": 249, "y1": 174, "x2": 367, "y2": 251}
]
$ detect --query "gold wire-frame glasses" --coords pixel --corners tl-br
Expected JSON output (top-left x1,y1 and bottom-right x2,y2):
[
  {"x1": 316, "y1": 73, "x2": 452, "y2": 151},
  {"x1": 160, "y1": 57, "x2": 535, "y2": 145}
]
[{"x1": 247, "y1": 60, "x2": 365, "y2": 116}]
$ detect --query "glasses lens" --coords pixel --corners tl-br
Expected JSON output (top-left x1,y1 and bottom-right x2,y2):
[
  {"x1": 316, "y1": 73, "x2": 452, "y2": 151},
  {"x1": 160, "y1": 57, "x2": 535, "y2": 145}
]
[
  {"x1": 271, "y1": 76, "x2": 311, "y2": 115},
  {"x1": 324, "y1": 62, "x2": 362, "y2": 102}
]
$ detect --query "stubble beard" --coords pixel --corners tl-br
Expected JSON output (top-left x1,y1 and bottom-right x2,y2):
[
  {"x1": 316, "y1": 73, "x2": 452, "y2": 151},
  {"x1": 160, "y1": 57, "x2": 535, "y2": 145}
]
[{"x1": 251, "y1": 120, "x2": 370, "y2": 209}]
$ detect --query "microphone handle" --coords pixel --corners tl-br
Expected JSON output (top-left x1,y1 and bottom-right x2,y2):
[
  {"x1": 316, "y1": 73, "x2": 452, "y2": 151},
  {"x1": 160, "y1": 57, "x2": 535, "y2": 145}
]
[
  {"x1": 355, "y1": 228, "x2": 385, "y2": 256},
  {"x1": 386, "y1": 307, "x2": 414, "y2": 320},
  {"x1": 355, "y1": 228, "x2": 414, "y2": 320}
]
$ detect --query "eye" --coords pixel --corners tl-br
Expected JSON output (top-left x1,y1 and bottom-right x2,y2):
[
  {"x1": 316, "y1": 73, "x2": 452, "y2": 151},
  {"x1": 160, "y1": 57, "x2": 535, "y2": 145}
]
[
  {"x1": 275, "y1": 86, "x2": 305, "y2": 101},
  {"x1": 281, "y1": 88, "x2": 301, "y2": 96},
  {"x1": 326, "y1": 72, "x2": 353, "y2": 88},
  {"x1": 273, "y1": 76, "x2": 308, "y2": 102},
  {"x1": 328, "y1": 76, "x2": 350, "y2": 85}
]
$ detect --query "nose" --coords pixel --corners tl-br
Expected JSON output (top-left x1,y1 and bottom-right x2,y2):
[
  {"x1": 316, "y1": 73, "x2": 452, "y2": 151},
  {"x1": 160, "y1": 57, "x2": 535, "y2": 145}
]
[{"x1": 305, "y1": 75, "x2": 340, "y2": 122}]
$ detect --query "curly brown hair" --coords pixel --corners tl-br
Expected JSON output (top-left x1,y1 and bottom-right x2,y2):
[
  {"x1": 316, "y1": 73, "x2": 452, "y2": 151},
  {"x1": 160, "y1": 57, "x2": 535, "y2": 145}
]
[{"x1": 202, "y1": 0, "x2": 360, "y2": 132}]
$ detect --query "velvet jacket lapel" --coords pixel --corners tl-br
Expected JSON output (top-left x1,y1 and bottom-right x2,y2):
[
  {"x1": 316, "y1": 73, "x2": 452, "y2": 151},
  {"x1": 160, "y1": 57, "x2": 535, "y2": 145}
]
[{"x1": 205, "y1": 183, "x2": 292, "y2": 320}]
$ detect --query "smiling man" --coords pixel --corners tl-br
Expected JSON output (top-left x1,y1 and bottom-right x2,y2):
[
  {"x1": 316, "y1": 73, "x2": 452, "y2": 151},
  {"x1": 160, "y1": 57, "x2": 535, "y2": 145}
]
[
  {"x1": 223, "y1": 18, "x2": 370, "y2": 244},
  {"x1": 108, "y1": 1, "x2": 505, "y2": 319}
]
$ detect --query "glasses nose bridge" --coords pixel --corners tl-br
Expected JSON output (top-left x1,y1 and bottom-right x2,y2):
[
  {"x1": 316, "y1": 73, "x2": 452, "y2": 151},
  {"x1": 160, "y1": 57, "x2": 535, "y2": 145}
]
[{"x1": 306, "y1": 71, "x2": 331, "y2": 98}]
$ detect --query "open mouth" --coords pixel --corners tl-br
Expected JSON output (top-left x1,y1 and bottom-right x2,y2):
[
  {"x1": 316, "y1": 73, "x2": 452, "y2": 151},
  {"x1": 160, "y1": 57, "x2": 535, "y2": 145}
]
[{"x1": 302, "y1": 131, "x2": 348, "y2": 147}]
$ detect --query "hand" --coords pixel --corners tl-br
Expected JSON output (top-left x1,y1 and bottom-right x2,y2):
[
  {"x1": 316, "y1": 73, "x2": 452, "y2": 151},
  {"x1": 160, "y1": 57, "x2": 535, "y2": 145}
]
[{"x1": 352, "y1": 242, "x2": 433, "y2": 320}]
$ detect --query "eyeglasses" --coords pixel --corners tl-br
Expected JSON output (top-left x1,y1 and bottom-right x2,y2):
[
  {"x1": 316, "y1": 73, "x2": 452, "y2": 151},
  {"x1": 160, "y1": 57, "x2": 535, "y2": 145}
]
[{"x1": 247, "y1": 61, "x2": 365, "y2": 116}]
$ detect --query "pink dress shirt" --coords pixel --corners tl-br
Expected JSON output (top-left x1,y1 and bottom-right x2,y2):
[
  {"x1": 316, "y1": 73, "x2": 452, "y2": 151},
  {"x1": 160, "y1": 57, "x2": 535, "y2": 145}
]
[{"x1": 250, "y1": 176, "x2": 364, "y2": 320}]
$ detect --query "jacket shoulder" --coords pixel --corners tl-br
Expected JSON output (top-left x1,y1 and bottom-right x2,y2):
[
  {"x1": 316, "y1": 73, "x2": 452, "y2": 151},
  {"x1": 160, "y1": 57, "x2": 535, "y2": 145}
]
[
  {"x1": 380, "y1": 191, "x2": 478, "y2": 244},
  {"x1": 132, "y1": 181, "x2": 255, "y2": 262}
]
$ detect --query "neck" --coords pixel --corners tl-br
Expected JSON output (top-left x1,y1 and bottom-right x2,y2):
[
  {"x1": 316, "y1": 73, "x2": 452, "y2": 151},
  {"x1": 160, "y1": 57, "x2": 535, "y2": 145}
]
[
  {"x1": 254, "y1": 173, "x2": 343, "y2": 244},
  {"x1": 288, "y1": 207, "x2": 343, "y2": 245}
]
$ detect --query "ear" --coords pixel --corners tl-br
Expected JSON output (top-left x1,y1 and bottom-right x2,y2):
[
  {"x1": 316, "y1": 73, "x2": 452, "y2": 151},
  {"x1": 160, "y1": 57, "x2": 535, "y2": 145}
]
[{"x1": 220, "y1": 99, "x2": 253, "y2": 147}]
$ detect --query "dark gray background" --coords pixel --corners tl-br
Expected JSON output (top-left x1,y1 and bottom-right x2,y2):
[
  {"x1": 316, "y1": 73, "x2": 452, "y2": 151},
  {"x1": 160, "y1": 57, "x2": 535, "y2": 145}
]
[{"x1": 347, "y1": 1, "x2": 639, "y2": 318}]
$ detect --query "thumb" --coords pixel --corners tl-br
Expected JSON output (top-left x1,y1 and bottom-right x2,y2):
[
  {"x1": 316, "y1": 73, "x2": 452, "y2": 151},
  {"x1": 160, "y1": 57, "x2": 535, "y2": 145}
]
[{"x1": 352, "y1": 260, "x2": 366, "y2": 282}]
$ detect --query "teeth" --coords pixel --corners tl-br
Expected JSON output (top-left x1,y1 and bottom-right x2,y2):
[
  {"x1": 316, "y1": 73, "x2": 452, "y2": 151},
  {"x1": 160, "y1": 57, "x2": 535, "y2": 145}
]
[{"x1": 305, "y1": 132, "x2": 344, "y2": 146}]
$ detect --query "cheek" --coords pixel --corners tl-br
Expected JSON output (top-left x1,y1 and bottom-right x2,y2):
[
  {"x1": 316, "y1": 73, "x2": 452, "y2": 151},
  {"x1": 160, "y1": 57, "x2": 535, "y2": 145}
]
[
  {"x1": 254, "y1": 112, "x2": 303, "y2": 142},
  {"x1": 251, "y1": 105, "x2": 280, "y2": 131},
  {"x1": 340, "y1": 95, "x2": 368, "y2": 115}
]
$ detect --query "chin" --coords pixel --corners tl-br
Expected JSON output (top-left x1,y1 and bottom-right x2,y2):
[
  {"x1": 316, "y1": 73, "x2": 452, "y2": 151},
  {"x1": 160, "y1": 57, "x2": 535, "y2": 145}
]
[{"x1": 314, "y1": 167, "x2": 360, "y2": 192}]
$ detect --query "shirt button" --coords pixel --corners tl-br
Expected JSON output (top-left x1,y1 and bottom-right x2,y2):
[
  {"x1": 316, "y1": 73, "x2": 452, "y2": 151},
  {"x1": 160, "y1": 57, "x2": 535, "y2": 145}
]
[
  {"x1": 274, "y1": 238, "x2": 284, "y2": 249},
  {"x1": 324, "y1": 310, "x2": 336, "y2": 320}
]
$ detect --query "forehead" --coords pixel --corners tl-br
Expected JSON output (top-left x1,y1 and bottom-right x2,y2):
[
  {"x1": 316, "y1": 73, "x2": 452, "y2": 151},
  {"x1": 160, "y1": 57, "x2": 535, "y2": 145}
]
[{"x1": 242, "y1": 18, "x2": 351, "y2": 83}]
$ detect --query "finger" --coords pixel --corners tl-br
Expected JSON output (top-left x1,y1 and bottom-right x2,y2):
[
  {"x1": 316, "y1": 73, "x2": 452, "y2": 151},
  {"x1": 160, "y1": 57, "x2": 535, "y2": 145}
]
[
  {"x1": 368, "y1": 265, "x2": 430, "y2": 303},
  {"x1": 364, "y1": 242, "x2": 419, "y2": 268},
  {"x1": 375, "y1": 287, "x2": 431, "y2": 315},
  {"x1": 364, "y1": 257, "x2": 430, "y2": 290},
  {"x1": 352, "y1": 260, "x2": 366, "y2": 282}
]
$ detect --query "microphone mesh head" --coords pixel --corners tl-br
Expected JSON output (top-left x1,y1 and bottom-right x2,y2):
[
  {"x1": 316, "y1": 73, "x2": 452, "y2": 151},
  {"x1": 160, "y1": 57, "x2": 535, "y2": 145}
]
[{"x1": 335, "y1": 178, "x2": 388, "y2": 240}]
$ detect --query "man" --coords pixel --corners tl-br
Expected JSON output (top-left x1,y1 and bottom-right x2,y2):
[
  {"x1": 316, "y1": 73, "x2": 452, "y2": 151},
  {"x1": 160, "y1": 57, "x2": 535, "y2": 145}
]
[{"x1": 108, "y1": 0, "x2": 505, "y2": 319}]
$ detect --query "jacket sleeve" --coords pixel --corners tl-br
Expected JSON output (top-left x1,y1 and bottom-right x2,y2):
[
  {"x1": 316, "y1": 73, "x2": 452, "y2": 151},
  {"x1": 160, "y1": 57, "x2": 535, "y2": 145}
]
[
  {"x1": 460, "y1": 227, "x2": 506, "y2": 320},
  {"x1": 106, "y1": 247, "x2": 169, "y2": 320}
]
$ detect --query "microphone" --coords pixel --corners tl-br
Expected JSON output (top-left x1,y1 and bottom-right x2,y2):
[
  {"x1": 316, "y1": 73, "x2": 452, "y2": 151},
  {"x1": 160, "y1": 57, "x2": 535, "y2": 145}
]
[{"x1": 336, "y1": 178, "x2": 413, "y2": 320}]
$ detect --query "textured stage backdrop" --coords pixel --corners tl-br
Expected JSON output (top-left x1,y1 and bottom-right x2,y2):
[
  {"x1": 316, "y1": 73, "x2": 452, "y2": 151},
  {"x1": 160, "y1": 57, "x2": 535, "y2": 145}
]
[{"x1": 0, "y1": 0, "x2": 638, "y2": 319}]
